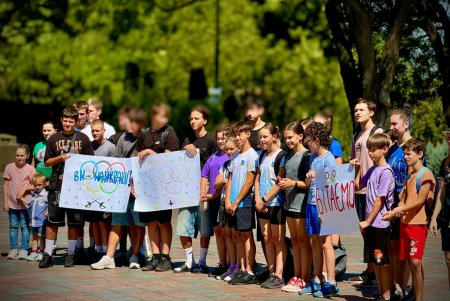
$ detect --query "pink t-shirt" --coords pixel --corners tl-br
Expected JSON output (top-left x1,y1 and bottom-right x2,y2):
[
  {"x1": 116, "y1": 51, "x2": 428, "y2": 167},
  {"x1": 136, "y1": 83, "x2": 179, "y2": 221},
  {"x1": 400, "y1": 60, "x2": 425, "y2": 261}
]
[
  {"x1": 351, "y1": 126, "x2": 383, "y2": 194},
  {"x1": 3, "y1": 163, "x2": 35, "y2": 210}
]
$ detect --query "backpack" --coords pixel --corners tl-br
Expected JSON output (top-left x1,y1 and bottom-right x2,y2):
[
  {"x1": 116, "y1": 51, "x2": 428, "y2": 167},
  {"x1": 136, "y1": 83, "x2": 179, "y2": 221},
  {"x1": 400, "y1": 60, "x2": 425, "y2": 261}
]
[
  {"x1": 334, "y1": 244, "x2": 347, "y2": 280},
  {"x1": 259, "y1": 149, "x2": 286, "y2": 176},
  {"x1": 140, "y1": 125, "x2": 173, "y2": 149},
  {"x1": 415, "y1": 166, "x2": 436, "y2": 221}
]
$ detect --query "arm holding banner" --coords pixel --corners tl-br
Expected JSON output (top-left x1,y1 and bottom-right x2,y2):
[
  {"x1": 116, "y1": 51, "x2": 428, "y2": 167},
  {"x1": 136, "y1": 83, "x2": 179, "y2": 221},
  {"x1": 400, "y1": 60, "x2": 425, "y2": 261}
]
[{"x1": 45, "y1": 153, "x2": 70, "y2": 167}]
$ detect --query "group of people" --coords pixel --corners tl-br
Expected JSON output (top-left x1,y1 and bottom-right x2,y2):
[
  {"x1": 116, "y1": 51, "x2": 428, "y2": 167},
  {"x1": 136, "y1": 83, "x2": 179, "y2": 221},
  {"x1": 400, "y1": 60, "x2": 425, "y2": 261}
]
[{"x1": 2, "y1": 97, "x2": 450, "y2": 301}]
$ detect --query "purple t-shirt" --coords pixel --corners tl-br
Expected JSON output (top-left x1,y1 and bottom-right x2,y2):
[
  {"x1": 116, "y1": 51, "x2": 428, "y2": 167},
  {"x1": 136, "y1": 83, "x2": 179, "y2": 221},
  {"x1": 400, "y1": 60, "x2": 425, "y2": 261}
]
[
  {"x1": 201, "y1": 151, "x2": 229, "y2": 195},
  {"x1": 361, "y1": 164, "x2": 395, "y2": 228}
]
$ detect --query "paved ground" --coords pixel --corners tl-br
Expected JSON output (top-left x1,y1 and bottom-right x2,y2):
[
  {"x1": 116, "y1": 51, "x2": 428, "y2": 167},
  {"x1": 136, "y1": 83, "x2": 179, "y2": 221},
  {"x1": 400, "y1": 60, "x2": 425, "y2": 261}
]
[{"x1": 0, "y1": 177, "x2": 449, "y2": 300}]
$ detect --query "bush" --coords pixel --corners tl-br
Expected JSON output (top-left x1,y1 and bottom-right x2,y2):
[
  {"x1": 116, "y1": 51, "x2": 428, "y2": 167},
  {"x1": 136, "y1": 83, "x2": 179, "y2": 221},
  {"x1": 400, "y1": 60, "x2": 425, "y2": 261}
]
[{"x1": 425, "y1": 140, "x2": 448, "y2": 176}]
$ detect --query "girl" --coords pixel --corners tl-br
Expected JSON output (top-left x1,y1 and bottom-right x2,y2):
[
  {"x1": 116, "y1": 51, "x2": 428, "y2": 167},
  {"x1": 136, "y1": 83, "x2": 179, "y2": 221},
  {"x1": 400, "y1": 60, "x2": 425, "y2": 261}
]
[
  {"x1": 3, "y1": 144, "x2": 35, "y2": 259},
  {"x1": 214, "y1": 136, "x2": 240, "y2": 281},
  {"x1": 254, "y1": 124, "x2": 287, "y2": 289},
  {"x1": 32, "y1": 121, "x2": 56, "y2": 180},
  {"x1": 278, "y1": 122, "x2": 312, "y2": 293}
]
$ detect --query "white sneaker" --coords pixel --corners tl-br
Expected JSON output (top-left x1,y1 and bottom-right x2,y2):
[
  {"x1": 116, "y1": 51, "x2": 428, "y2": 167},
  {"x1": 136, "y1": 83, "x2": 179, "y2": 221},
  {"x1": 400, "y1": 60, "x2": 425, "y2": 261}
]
[
  {"x1": 36, "y1": 253, "x2": 43, "y2": 261},
  {"x1": 27, "y1": 252, "x2": 39, "y2": 261},
  {"x1": 7, "y1": 249, "x2": 19, "y2": 259},
  {"x1": 17, "y1": 249, "x2": 29, "y2": 260},
  {"x1": 91, "y1": 255, "x2": 115, "y2": 270},
  {"x1": 129, "y1": 255, "x2": 140, "y2": 269}
]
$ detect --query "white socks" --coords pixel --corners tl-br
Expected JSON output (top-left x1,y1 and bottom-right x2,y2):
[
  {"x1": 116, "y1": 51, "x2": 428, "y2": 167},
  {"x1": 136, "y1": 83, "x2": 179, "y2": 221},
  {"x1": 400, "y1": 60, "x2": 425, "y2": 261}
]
[
  {"x1": 95, "y1": 245, "x2": 102, "y2": 253},
  {"x1": 102, "y1": 245, "x2": 108, "y2": 253},
  {"x1": 67, "y1": 240, "x2": 77, "y2": 255},
  {"x1": 199, "y1": 248, "x2": 208, "y2": 265},
  {"x1": 44, "y1": 239, "x2": 55, "y2": 255},
  {"x1": 185, "y1": 247, "x2": 195, "y2": 268}
]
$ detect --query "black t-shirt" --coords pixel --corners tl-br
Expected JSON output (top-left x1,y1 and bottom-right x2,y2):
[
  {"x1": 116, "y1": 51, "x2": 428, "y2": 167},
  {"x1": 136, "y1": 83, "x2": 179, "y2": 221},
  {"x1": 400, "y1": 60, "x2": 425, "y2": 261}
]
[
  {"x1": 108, "y1": 131, "x2": 125, "y2": 146},
  {"x1": 135, "y1": 126, "x2": 179, "y2": 154},
  {"x1": 182, "y1": 132, "x2": 216, "y2": 168},
  {"x1": 249, "y1": 122, "x2": 266, "y2": 152},
  {"x1": 45, "y1": 131, "x2": 94, "y2": 190}
]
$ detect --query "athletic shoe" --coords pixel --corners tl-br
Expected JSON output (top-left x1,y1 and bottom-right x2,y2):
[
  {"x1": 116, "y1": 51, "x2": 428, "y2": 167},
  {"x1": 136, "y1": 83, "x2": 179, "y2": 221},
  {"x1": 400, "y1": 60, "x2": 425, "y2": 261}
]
[
  {"x1": 231, "y1": 271, "x2": 259, "y2": 285},
  {"x1": 155, "y1": 255, "x2": 173, "y2": 272},
  {"x1": 192, "y1": 263, "x2": 209, "y2": 274},
  {"x1": 173, "y1": 263, "x2": 192, "y2": 273},
  {"x1": 142, "y1": 254, "x2": 160, "y2": 271},
  {"x1": 359, "y1": 273, "x2": 377, "y2": 289},
  {"x1": 313, "y1": 282, "x2": 340, "y2": 298},
  {"x1": 209, "y1": 264, "x2": 228, "y2": 278},
  {"x1": 255, "y1": 268, "x2": 271, "y2": 284},
  {"x1": 36, "y1": 253, "x2": 43, "y2": 261},
  {"x1": 91, "y1": 255, "x2": 115, "y2": 270},
  {"x1": 226, "y1": 269, "x2": 245, "y2": 283},
  {"x1": 64, "y1": 253, "x2": 76, "y2": 267},
  {"x1": 27, "y1": 252, "x2": 39, "y2": 261},
  {"x1": 348, "y1": 269, "x2": 370, "y2": 283},
  {"x1": 7, "y1": 249, "x2": 18, "y2": 259},
  {"x1": 129, "y1": 255, "x2": 140, "y2": 269},
  {"x1": 217, "y1": 266, "x2": 235, "y2": 280},
  {"x1": 261, "y1": 274, "x2": 284, "y2": 289},
  {"x1": 260, "y1": 273, "x2": 276, "y2": 287},
  {"x1": 281, "y1": 277, "x2": 306, "y2": 293},
  {"x1": 39, "y1": 253, "x2": 53, "y2": 268},
  {"x1": 298, "y1": 281, "x2": 321, "y2": 295},
  {"x1": 16, "y1": 249, "x2": 29, "y2": 260}
]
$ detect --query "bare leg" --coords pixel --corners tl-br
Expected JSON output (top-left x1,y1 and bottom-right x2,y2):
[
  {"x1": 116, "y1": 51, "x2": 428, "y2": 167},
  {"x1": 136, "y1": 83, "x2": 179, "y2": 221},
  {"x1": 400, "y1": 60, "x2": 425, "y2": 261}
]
[
  {"x1": 259, "y1": 219, "x2": 275, "y2": 272},
  {"x1": 242, "y1": 231, "x2": 255, "y2": 272},
  {"x1": 410, "y1": 259, "x2": 423, "y2": 301},
  {"x1": 287, "y1": 217, "x2": 302, "y2": 277},
  {"x1": 160, "y1": 223, "x2": 172, "y2": 255},
  {"x1": 106, "y1": 225, "x2": 122, "y2": 258},
  {"x1": 271, "y1": 223, "x2": 286, "y2": 279},
  {"x1": 321, "y1": 235, "x2": 336, "y2": 282},
  {"x1": 214, "y1": 225, "x2": 227, "y2": 266},
  {"x1": 310, "y1": 234, "x2": 323, "y2": 281}
]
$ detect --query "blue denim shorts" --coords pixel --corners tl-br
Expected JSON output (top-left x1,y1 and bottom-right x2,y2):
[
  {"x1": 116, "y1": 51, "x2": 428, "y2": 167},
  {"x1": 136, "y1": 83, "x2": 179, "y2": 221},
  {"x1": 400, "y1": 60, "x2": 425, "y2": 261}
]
[
  {"x1": 111, "y1": 199, "x2": 145, "y2": 227},
  {"x1": 30, "y1": 225, "x2": 46, "y2": 238},
  {"x1": 176, "y1": 206, "x2": 200, "y2": 238},
  {"x1": 306, "y1": 203, "x2": 321, "y2": 235}
]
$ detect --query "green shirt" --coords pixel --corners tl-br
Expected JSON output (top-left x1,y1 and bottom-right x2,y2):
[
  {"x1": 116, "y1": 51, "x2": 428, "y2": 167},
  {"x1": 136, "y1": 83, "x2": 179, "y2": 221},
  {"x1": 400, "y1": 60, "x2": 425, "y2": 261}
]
[{"x1": 33, "y1": 141, "x2": 52, "y2": 179}]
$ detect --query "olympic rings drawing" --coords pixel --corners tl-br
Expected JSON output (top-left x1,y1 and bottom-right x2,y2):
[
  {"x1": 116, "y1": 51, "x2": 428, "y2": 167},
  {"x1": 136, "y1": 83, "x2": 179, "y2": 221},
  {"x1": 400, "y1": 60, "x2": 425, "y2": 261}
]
[
  {"x1": 148, "y1": 165, "x2": 189, "y2": 195},
  {"x1": 79, "y1": 160, "x2": 127, "y2": 194},
  {"x1": 325, "y1": 170, "x2": 337, "y2": 183}
]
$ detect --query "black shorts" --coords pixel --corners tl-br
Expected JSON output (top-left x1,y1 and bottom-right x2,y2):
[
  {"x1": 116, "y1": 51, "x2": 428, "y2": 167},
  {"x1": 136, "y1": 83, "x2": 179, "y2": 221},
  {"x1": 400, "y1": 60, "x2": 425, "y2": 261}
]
[
  {"x1": 218, "y1": 202, "x2": 234, "y2": 228},
  {"x1": 208, "y1": 198, "x2": 220, "y2": 228},
  {"x1": 83, "y1": 211, "x2": 112, "y2": 223},
  {"x1": 355, "y1": 194, "x2": 366, "y2": 222},
  {"x1": 139, "y1": 209, "x2": 173, "y2": 224},
  {"x1": 233, "y1": 207, "x2": 255, "y2": 232},
  {"x1": 284, "y1": 210, "x2": 305, "y2": 219},
  {"x1": 47, "y1": 190, "x2": 84, "y2": 228},
  {"x1": 256, "y1": 206, "x2": 286, "y2": 225},
  {"x1": 390, "y1": 217, "x2": 401, "y2": 240},
  {"x1": 441, "y1": 225, "x2": 450, "y2": 252},
  {"x1": 363, "y1": 226, "x2": 391, "y2": 265}
]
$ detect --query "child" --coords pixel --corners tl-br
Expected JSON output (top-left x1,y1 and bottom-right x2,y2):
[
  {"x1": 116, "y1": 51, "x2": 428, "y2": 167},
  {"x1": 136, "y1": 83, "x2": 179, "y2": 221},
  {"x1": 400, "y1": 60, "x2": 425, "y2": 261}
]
[
  {"x1": 358, "y1": 133, "x2": 395, "y2": 301},
  {"x1": 278, "y1": 121, "x2": 312, "y2": 293},
  {"x1": 89, "y1": 119, "x2": 116, "y2": 261},
  {"x1": 298, "y1": 121, "x2": 339, "y2": 297},
  {"x1": 39, "y1": 106, "x2": 94, "y2": 268},
  {"x1": 87, "y1": 97, "x2": 116, "y2": 139},
  {"x1": 3, "y1": 144, "x2": 35, "y2": 260},
  {"x1": 32, "y1": 121, "x2": 56, "y2": 180},
  {"x1": 214, "y1": 136, "x2": 240, "y2": 281},
  {"x1": 199, "y1": 126, "x2": 232, "y2": 276},
  {"x1": 245, "y1": 96, "x2": 266, "y2": 152},
  {"x1": 224, "y1": 121, "x2": 259, "y2": 285},
  {"x1": 174, "y1": 105, "x2": 216, "y2": 273},
  {"x1": 91, "y1": 108, "x2": 148, "y2": 270},
  {"x1": 383, "y1": 138, "x2": 436, "y2": 301},
  {"x1": 25, "y1": 173, "x2": 49, "y2": 261},
  {"x1": 74, "y1": 100, "x2": 93, "y2": 141},
  {"x1": 136, "y1": 103, "x2": 179, "y2": 272},
  {"x1": 254, "y1": 124, "x2": 287, "y2": 289},
  {"x1": 314, "y1": 111, "x2": 343, "y2": 164}
]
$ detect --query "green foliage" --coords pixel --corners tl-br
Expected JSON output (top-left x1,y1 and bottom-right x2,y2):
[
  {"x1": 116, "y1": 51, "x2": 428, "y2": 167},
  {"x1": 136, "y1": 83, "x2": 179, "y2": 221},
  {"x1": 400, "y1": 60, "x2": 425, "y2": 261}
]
[
  {"x1": 411, "y1": 96, "x2": 447, "y2": 145},
  {"x1": 426, "y1": 141, "x2": 448, "y2": 176}
]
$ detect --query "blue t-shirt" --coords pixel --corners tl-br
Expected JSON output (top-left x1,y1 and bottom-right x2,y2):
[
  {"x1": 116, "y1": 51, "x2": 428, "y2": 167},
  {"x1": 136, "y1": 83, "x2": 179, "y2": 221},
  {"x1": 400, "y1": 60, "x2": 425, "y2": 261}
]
[
  {"x1": 229, "y1": 148, "x2": 259, "y2": 208},
  {"x1": 28, "y1": 189, "x2": 48, "y2": 228},
  {"x1": 329, "y1": 138, "x2": 343, "y2": 159},
  {"x1": 387, "y1": 143, "x2": 408, "y2": 193},
  {"x1": 259, "y1": 149, "x2": 285, "y2": 207},
  {"x1": 308, "y1": 151, "x2": 337, "y2": 205}
]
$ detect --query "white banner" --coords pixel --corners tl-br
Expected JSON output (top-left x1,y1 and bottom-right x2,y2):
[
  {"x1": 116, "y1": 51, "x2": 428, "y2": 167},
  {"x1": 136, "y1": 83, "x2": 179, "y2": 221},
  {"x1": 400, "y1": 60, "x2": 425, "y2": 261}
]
[
  {"x1": 132, "y1": 150, "x2": 201, "y2": 212},
  {"x1": 59, "y1": 154, "x2": 132, "y2": 213},
  {"x1": 315, "y1": 163, "x2": 359, "y2": 235}
]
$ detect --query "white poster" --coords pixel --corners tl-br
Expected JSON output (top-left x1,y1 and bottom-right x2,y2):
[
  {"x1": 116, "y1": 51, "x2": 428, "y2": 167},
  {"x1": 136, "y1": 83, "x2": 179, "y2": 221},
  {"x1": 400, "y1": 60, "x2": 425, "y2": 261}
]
[
  {"x1": 59, "y1": 154, "x2": 132, "y2": 213},
  {"x1": 315, "y1": 164, "x2": 360, "y2": 235},
  {"x1": 132, "y1": 150, "x2": 201, "y2": 212}
]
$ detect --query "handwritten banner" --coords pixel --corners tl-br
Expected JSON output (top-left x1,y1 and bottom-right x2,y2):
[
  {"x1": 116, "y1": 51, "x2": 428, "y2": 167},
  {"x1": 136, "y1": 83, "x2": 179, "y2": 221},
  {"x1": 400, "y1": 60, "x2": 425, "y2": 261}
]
[
  {"x1": 132, "y1": 150, "x2": 201, "y2": 212},
  {"x1": 60, "y1": 154, "x2": 132, "y2": 213},
  {"x1": 315, "y1": 163, "x2": 359, "y2": 235}
]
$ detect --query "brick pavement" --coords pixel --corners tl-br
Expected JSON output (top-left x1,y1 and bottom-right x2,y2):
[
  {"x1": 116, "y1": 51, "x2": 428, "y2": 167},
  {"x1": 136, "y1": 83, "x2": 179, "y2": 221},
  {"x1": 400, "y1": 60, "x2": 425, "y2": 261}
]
[{"x1": 0, "y1": 176, "x2": 449, "y2": 300}]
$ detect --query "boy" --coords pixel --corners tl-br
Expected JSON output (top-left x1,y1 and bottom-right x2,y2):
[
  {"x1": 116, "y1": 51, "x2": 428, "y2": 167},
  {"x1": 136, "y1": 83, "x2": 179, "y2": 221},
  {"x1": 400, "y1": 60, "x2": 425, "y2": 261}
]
[
  {"x1": 359, "y1": 133, "x2": 395, "y2": 301},
  {"x1": 109, "y1": 105, "x2": 132, "y2": 145},
  {"x1": 224, "y1": 121, "x2": 259, "y2": 285},
  {"x1": 74, "y1": 100, "x2": 93, "y2": 141},
  {"x1": 244, "y1": 96, "x2": 266, "y2": 152},
  {"x1": 91, "y1": 108, "x2": 148, "y2": 270},
  {"x1": 39, "y1": 106, "x2": 94, "y2": 268},
  {"x1": 136, "y1": 103, "x2": 179, "y2": 272},
  {"x1": 87, "y1": 98, "x2": 116, "y2": 139},
  {"x1": 383, "y1": 138, "x2": 436, "y2": 301},
  {"x1": 89, "y1": 119, "x2": 115, "y2": 260},
  {"x1": 349, "y1": 98, "x2": 383, "y2": 286}
]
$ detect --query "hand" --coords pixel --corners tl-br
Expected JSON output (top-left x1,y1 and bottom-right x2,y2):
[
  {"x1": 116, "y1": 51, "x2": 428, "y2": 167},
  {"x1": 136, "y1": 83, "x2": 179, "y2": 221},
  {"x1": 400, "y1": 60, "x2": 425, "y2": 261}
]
[
  {"x1": 228, "y1": 202, "x2": 238, "y2": 215},
  {"x1": 349, "y1": 158, "x2": 360, "y2": 166},
  {"x1": 215, "y1": 174, "x2": 226, "y2": 185},
  {"x1": 429, "y1": 219, "x2": 438, "y2": 236},
  {"x1": 225, "y1": 199, "x2": 232, "y2": 211},
  {"x1": 278, "y1": 178, "x2": 295, "y2": 190},
  {"x1": 382, "y1": 210, "x2": 397, "y2": 221},
  {"x1": 130, "y1": 184, "x2": 136, "y2": 198},
  {"x1": 184, "y1": 144, "x2": 197, "y2": 156},
  {"x1": 3, "y1": 204, "x2": 9, "y2": 212},
  {"x1": 359, "y1": 220, "x2": 370, "y2": 232},
  {"x1": 44, "y1": 210, "x2": 48, "y2": 217},
  {"x1": 255, "y1": 199, "x2": 268, "y2": 213},
  {"x1": 306, "y1": 170, "x2": 315, "y2": 178},
  {"x1": 60, "y1": 153, "x2": 71, "y2": 161}
]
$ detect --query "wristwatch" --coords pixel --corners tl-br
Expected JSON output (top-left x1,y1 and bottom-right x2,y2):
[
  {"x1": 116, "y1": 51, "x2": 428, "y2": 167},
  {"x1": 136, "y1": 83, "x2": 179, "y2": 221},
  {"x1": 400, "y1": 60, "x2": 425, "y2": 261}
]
[{"x1": 294, "y1": 180, "x2": 298, "y2": 188}]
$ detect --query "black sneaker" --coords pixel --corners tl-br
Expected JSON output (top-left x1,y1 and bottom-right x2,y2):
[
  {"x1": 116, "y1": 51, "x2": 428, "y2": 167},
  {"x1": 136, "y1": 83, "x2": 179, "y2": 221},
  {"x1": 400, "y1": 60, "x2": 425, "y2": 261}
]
[
  {"x1": 192, "y1": 263, "x2": 209, "y2": 274},
  {"x1": 359, "y1": 273, "x2": 377, "y2": 289},
  {"x1": 208, "y1": 264, "x2": 229, "y2": 277},
  {"x1": 39, "y1": 253, "x2": 53, "y2": 268},
  {"x1": 155, "y1": 255, "x2": 173, "y2": 272},
  {"x1": 74, "y1": 247, "x2": 87, "y2": 265},
  {"x1": 256, "y1": 269, "x2": 271, "y2": 284},
  {"x1": 228, "y1": 270, "x2": 246, "y2": 284},
  {"x1": 64, "y1": 253, "x2": 76, "y2": 267},
  {"x1": 232, "y1": 271, "x2": 259, "y2": 285},
  {"x1": 115, "y1": 252, "x2": 129, "y2": 267},
  {"x1": 261, "y1": 274, "x2": 284, "y2": 289},
  {"x1": 260, "y1": 273, "x2": 276, "y2": 287},
  {"x1": 348, "y1": 269, "x2": 370, "y2": 283},
  {"x1": 142, "y1": 254, "x2": 161, "y2": 271}
]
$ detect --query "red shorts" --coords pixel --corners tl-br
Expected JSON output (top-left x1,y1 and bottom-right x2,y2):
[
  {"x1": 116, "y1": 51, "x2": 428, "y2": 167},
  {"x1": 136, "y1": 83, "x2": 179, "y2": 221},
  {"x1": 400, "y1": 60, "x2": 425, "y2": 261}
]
[{"x1": 398, "y1": 223, "x2": 427, "y2": 260}]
